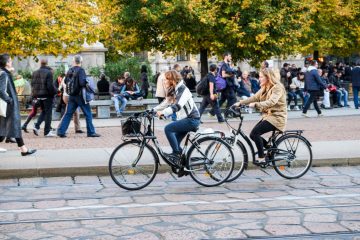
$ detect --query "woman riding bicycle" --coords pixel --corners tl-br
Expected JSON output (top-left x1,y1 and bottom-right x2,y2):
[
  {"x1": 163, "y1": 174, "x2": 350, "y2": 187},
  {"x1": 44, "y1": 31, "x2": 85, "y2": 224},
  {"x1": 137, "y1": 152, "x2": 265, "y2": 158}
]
[
  {"x1": 233, "y1": 68, "x2": 287, "y2": 164},
  {"x1": 153, "y1": 70, "x2": 201, "y2": 163}
]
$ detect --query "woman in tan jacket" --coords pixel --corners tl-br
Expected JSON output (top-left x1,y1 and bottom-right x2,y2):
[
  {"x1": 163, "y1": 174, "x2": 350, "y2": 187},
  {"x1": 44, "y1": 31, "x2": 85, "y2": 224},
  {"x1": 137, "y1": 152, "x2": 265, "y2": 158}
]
[{"x1": 234, "y1": 68, "x2": 287, "y2": 163}]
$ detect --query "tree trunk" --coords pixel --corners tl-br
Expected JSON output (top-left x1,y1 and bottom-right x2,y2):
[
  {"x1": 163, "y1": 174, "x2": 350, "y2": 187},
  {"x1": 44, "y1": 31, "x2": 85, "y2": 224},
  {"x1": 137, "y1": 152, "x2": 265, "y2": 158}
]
[
  {"x1": 313, "y1": 50, "x2": 319, "y2": 62},
  {"x1": 200, "y1": 48, "x2": 208, "y2": 79}
]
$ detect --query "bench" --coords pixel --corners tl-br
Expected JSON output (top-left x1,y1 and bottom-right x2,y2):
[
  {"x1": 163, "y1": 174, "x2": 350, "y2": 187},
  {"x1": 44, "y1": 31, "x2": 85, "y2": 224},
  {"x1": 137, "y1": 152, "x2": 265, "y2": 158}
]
[
  {"x1": 90, "y1": 98, "x2": 160, "y2": 118},
  {"x1": 89, "y1": 97, "x2": 204, "y2": 118}
]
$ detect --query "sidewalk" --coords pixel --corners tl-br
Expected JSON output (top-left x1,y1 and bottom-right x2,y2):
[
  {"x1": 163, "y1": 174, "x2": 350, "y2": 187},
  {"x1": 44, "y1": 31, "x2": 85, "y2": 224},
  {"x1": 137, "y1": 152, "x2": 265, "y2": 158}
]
[{"x1": 0, "y1": 106, "x2": 359, "y2": 178}]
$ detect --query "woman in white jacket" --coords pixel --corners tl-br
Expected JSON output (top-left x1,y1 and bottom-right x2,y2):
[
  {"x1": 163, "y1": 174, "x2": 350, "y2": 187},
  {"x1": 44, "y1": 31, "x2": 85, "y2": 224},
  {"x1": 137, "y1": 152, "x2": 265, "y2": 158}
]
[{"x1": 153, "y1": 70, "x2": 200, "y2": 162}]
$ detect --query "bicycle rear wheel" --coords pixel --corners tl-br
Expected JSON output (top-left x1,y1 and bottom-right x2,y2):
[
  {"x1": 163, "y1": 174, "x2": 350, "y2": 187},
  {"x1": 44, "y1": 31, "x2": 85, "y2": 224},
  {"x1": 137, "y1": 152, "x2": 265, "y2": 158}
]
[
  {"x1": 209, "y1": 137, "x2": 247, "y2": 182},
  {"x1": 272, "y1": 134, "x2": 312, "y2": 179},
  {"x1": 187, "y1": 137, "x2": 234, "y2": 187},
  {"x1": 109, "y1": 140, "x2": 158, "y2": 190}
]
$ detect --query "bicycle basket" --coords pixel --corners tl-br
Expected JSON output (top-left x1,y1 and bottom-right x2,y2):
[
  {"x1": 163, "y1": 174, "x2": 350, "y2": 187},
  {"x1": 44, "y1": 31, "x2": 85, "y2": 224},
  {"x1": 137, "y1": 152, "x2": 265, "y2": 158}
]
[{"x1": 121, "y1": 118, "x2": 142, "y2": 137}]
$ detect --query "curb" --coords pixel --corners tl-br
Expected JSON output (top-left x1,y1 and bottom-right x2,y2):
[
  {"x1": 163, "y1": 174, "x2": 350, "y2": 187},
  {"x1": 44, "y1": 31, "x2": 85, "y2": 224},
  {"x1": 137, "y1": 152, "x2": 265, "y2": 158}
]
[{"x1": 1, "y1": 157, "x2": 360, "y2": 179}]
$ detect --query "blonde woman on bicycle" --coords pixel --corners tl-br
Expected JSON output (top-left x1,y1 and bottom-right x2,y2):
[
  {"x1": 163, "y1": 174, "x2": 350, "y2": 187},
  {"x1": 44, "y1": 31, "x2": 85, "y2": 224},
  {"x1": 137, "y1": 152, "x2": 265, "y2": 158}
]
[{"x1": 233, "y1": 68, "x2": 287, "y2": 163}]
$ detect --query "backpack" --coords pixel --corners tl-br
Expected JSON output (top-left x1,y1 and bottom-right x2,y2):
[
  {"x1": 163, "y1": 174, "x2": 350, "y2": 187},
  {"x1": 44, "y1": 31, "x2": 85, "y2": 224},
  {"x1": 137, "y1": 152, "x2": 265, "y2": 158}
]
[
  {"x1": 65, "y1": 67, "x2": 81, "y2": 96},
  {"x1": 215, "y1": 63, "x2": 227, "y2": 91},
  {"x1": 196, "y1": 74, "x2": 209, "y2": 96}
]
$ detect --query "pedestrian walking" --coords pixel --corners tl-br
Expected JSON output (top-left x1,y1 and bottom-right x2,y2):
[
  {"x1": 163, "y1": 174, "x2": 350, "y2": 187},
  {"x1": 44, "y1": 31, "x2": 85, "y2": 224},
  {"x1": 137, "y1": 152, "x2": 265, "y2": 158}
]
[
  {"x1": 57, "y1": 55, "x2": 100, "y2": 138},
  {"x1": 155, "y1": 67, "x2": 168, "y2": 104},
  {"x1": 351, "y1": 60, "x2": 360, "y2": 109},
  {"x1": 210, "y1": 52, "x2": 237, "y2": 117},
  {"x1": 198, "y1": 64, "x2": 224, "y2": 123},
  {"x1": 140, "y1": 65, "x2": 149, "y2": 99},
  {"x1": 57, "y1": 72, "x2": 83, "y2": 133},
  {"x1": 31, "y1": 59, "x2": 57, "y2": 137},
  {"x1": 302, "y1": 60, "x2": 327, "y2": 117},
  {"x1": 0, "y1": 53, "x2": 36, "y2": 156}
]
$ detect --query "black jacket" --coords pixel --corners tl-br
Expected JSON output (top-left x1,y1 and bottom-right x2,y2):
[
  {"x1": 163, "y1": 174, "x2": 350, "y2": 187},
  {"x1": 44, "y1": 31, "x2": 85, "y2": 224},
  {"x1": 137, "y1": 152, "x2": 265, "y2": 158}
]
[
  {"x1": 351, "y1": 66, "x2": 360, "y2": 87},
  {"x1": 31, "y1": 66, "x2": 56, "y2": 98}
]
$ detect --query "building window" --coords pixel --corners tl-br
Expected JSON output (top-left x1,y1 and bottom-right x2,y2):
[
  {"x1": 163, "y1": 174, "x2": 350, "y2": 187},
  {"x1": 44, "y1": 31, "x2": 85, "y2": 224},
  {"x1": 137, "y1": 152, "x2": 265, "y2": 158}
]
[{"x1": 176, "y1": 51, "x2": 190, "y2": 61}]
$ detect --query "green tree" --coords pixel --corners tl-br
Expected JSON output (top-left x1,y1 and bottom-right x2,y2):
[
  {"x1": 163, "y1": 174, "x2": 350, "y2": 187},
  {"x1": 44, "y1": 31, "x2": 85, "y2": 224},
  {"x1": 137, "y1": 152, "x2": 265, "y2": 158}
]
[
  {"x1": 107, "y1": 0, "x2": 313, "y2": 76},
  {"x1": 299, "y1": 0, "x2": 360, "y2": 60}
]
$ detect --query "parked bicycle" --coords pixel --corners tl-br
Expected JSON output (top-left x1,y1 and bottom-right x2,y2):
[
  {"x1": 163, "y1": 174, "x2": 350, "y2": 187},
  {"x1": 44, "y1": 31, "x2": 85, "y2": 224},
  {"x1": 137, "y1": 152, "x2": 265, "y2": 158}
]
[
  {"x1": 109, "y1": 110, "x2": 235, "y2": 190},
  {"x1": 220, "y1": 106, "x2": 313, "y2": 182}
]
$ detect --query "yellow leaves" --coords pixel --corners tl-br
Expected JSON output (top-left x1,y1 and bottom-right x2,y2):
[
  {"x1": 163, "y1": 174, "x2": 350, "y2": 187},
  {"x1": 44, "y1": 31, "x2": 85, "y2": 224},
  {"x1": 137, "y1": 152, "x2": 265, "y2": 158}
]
[
  {"x1": 241, "y1": 0, "x2": 251, "y2": 9},
  {"x1": 0, "y1": 0, "x2": 113, "y2": 57}
]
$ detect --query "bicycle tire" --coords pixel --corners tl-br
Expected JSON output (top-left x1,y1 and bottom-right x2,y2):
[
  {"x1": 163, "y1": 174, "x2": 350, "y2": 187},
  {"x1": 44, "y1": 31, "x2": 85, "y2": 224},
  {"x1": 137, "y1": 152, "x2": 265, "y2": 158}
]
[
  {"x1": 207, "y1": 137, "x2": 247, "y2": 182},
  {"x1": 109, "y1": 140, "x2": 158, "y2": 190},
  {"x1": 186, "y1": 136, "x2": 234, "y2": 187},
  {"x1": 272, "y1": 134, "x2": 312, "y2": 179}
]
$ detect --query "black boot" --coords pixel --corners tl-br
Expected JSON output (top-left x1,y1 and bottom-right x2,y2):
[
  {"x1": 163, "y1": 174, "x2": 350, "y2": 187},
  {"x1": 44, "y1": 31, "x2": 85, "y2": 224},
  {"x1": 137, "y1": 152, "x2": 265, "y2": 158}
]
[{"x1": 22, "y1": 117, "x2": 32, "y2": 133}]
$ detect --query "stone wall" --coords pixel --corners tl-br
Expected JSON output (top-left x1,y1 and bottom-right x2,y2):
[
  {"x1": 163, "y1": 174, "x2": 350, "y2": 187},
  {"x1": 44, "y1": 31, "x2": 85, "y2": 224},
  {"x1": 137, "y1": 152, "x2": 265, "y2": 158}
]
[{"x1": 12, "y1": 42, "x2": 107, "y2": 74}]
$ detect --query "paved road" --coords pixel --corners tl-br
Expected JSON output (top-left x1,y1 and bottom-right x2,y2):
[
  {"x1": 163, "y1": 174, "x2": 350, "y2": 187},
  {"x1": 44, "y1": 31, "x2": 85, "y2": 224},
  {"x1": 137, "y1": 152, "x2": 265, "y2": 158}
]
[{"x1": 0, "y1": 166, "x2": 359, "y2": 239}]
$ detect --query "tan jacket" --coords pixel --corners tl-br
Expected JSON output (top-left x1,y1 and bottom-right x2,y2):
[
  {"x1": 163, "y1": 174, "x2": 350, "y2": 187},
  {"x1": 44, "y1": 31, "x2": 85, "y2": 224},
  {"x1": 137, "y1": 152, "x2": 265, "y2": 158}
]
[
  {"x1": 240, "y1": 83, "x2": 287, "y2": 131},
  {"x1": 155, "y1": 73, "x2": 166, "y2": 98}
]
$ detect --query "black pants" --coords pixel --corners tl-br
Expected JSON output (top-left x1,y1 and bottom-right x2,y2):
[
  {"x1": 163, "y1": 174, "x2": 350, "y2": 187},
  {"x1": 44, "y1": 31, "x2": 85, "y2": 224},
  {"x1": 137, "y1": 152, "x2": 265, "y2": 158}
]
[
  {"x1": 250, "y1": 120, "x2": 276, "y2": 158},
  {"x1": 0, "y1": 136, "x2": 24, "y2": 147},
  {"x1": 35, "y1": 98, "x2": 54, "y2": 135},
  {"x1": 302, "y1": 90, "x2": 321, "y2": 114},
  {"x1": 218, "y1": 87, "x2": 237, "y2": 108},
  {"x1": 199, "y1": 95, "x2": 223, "y2": 121}
]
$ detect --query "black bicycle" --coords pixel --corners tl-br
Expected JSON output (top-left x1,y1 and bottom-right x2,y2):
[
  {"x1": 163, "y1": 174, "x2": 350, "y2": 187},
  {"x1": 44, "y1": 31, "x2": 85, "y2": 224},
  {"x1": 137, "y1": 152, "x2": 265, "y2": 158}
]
[
  {"x1": 220, "y1": 106, "x2": 313, "y2": 181},
  {"x1": 109, "y1": 110, "x2": 235, "y2": 190}
]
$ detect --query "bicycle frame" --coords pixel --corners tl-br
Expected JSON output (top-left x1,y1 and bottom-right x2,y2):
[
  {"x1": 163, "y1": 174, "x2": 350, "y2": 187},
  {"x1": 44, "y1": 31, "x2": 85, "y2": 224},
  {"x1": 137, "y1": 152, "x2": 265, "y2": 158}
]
[
  {"x1": 225, "y1": 108, "x2": 311, "y2": 167},
  {"x1": 124, "y1": 112, "x2": 226, "y2": 170}
]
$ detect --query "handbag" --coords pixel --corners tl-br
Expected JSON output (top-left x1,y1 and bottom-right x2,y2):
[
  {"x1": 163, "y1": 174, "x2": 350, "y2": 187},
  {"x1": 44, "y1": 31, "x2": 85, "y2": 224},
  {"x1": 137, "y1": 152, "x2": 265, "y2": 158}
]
[
  {"x1": 328, "y1": 84, "x2": 337, "y2": 93},
  {"x1": 0, "y1": 72, "x2": 9, "y2": 117}
]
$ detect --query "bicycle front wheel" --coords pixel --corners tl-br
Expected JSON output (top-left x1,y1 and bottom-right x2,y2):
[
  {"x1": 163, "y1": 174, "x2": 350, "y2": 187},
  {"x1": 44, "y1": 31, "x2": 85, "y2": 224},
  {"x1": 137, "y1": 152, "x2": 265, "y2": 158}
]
[
  {"x1": 272, "y1": 134, "x2": 312, "y2": 179},
  {"x1": 109, "y1": 140, "x2": 158, "y2": 190},
  {"x1": 187, "y1": 137, "x2": 234, "y2": 187}
]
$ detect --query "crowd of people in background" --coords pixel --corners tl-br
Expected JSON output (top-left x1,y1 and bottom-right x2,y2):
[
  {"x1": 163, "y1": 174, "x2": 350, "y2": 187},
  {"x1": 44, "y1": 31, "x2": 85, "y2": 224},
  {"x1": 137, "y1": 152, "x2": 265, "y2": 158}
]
[{"x1": 1, "y1": 50, "x2": 360, "y2": 155}]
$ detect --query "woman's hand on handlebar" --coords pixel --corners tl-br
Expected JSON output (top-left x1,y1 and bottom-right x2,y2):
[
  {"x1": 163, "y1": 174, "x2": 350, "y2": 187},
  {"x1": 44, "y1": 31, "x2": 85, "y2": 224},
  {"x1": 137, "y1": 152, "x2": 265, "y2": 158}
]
[
  {"x1": 249, "y1": 102, "x2": 256, "y2": 108},
  {"x1": 156, "y1": 111, "x2": 166, "y2": 119}
]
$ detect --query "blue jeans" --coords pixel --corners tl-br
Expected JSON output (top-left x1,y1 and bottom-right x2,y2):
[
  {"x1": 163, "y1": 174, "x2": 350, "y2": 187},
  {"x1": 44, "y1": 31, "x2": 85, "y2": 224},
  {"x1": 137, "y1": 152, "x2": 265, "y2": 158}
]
[
  {"x1": 112, "y1": 95, "x2": 127, "y2": 113},
  {"x1": 353, "y1": 86, "x2": 360, "y2": 109},
  {"x1": 57, "y1": 95, "x2": 95, "y2": 136},
  {"x1": 287, "y1": 91, "x2": 298, "y2": 106},
  {"x1": 336, "y1": 89, "x2": 348, "y2": 106},
  {"x1": 164, "y1": 118, "x2": 200, "y2": 154}
]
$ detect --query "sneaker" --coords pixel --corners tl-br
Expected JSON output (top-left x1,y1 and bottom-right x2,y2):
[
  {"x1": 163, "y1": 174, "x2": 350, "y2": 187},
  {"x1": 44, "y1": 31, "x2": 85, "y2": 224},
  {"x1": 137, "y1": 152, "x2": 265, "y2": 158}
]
[
  {"x1": 57, "y1": 134, "x2": 67, "y2": 138},
  {"x1": 45, "y1": 132, "x2": 56, "y2": 137},
  {"x1": 0, "y1": 148, "x2": 6, "y2": 153},
  {"x1": 164, "y1": 152, "x2": 182, "y2": 166},
  {"x1": 137, "y1": 97, "x2": 143, "y2": 100},
  {"x1": 287, "y1": 106, "x2": 291, "y2": 111},
  {"x1": 218, "y1": 119, "x2": 225, "y2": 123},
  {"x1": 75, "y1": 130, "x2": 84, "y2": 134},
  {"x1": 293, "y1": 106, "x2": 300, "y2": 111},
  {"x1": 207, "y1": 112, "x2": 215, "y2": 118},
  {"x1": 117, "y1": 112, "x2": 123, "y2": 118},
  {"x1": 33, "y1": 125, "x2": 40, "y2": 136},
  {"x1": 301, "y1": 113, "x2": 310, "y2": 118},
  {"x1": 317, "y1": 113, "x2": 324, "y2": 117}
]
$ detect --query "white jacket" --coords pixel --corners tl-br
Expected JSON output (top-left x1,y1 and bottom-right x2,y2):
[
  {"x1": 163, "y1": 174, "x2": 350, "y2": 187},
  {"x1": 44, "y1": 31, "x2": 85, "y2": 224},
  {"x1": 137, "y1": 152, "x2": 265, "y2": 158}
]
[{"x1": 153, "y1": 80, "x2": 199, "y2": 120}]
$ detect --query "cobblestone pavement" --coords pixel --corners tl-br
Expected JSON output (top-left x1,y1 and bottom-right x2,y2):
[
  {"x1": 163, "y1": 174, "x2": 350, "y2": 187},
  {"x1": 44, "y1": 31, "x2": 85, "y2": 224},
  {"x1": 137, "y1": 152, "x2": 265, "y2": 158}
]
[{"x1": 0, "y1": 166, "x2": 359, "y2": 239}]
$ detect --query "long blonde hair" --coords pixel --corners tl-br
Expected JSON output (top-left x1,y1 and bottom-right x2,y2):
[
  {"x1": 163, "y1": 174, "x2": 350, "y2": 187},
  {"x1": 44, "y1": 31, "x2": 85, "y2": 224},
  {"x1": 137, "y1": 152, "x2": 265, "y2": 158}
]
[
  {"x1": 164, "y1": 70, "x2": 182, "y2": 102},
  {"x1": 260, "y1": 68, "x2": 281, "y2": 90}
]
